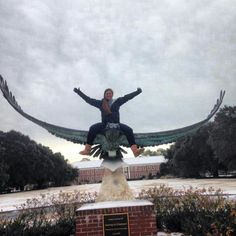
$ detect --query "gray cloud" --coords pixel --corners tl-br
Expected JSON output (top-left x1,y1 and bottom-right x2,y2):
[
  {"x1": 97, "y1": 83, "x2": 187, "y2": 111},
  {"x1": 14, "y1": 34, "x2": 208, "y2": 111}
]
[{"x1": 0, "y1": 0, "x2": 235, "y2": 162}]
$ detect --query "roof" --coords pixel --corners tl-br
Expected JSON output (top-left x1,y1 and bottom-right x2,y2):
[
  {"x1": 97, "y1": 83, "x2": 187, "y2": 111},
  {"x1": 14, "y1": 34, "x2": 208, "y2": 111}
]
[{"x1": 72, "y1": 155, "x2": 166, "y2": 169}]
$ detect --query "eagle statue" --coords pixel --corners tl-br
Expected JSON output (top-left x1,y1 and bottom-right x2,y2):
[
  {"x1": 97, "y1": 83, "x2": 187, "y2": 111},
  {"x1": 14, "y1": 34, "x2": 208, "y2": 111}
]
[{"x1": 0, "y1": 75, "x2": 225, "y2": 160}]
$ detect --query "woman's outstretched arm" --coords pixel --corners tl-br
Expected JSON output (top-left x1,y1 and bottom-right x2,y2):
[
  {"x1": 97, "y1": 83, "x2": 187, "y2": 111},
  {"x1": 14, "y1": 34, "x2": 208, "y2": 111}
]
[
  {"x1": 74, "y1": 88, "x2": 101, "y2": 108},
  {"x1": 117, "y1": 88, "x2": 142, "y2": 105}
]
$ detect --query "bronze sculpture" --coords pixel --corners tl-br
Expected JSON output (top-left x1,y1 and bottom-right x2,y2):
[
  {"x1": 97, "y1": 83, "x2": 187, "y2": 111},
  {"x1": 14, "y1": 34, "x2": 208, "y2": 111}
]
[{"x1": 0, "y1": 75, "x2": 225, "y2": 161}]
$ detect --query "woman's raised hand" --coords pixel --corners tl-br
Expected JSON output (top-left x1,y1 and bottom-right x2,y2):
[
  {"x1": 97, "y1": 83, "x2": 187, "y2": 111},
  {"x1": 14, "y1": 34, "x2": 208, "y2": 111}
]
[
  {"x1": 73, "y1": 87, "x2": 80, "y2": 93},
  {"x1": 137, "y1": 87, "x2": 142, "y2": 93}
]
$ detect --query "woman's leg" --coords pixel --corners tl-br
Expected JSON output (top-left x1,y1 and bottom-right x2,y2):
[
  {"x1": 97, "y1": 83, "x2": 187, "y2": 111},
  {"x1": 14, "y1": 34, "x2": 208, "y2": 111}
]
[
  {"x1": 119, "y1": 123, "x2": 135, "y2": 146},
  {"x1": 87, "y1": 123, "x2": 106, "y2": 145},
  {"x1": 80, "y1": 123, "x2": 105, "y2": 155},
  {"x1": 119, "y1": 123, "x2": 144, "y2": 157}
]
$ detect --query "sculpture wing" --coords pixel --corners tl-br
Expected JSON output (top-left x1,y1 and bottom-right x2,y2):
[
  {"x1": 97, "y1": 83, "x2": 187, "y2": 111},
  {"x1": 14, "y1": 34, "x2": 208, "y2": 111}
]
[
  {"x1": 128, "y1": 90, "x2": 225, "y2": 147},
  {"x1": 0, "y1": 75, "x2": 225, "y2": 147},
  {"x1": 0, "y1": 75, "x2": 88, "y2": 144}
]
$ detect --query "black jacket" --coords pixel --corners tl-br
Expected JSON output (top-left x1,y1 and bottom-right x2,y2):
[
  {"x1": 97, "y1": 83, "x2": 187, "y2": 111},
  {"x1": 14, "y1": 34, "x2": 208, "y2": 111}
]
[{"x1": 76, "y1": 89, "x2": 142, "y2": 124}]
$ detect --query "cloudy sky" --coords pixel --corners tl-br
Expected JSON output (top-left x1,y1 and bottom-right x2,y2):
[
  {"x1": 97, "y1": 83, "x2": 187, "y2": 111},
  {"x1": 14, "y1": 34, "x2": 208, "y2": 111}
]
[{"x1": 0, "y1": 0, "x2": 235, "y2": 162}]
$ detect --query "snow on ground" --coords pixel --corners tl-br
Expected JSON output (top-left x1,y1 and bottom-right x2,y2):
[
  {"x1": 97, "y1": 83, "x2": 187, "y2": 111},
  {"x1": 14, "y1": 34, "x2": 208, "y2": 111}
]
[{"x1": 0, "y1": 178, "x2": 235, "y2": 212}]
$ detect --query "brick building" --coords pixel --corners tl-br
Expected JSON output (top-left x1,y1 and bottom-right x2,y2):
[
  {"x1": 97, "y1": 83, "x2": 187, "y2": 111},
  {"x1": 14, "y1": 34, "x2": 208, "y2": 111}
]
[{"x1": 72, "y1": 156, "x2": 165, "y2": 184}]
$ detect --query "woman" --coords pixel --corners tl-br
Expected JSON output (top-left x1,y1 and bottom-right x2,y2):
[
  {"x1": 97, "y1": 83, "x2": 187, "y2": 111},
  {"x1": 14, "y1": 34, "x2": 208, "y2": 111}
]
[{"x1": 73, "y1": 87, "x2": 144, "y2": 157}]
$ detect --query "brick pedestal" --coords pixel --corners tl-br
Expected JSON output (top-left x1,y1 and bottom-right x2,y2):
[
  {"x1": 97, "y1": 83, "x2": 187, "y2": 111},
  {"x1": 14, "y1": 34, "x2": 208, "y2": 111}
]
[{"x1": 76, "y1": 200, "x2": 157, "y2": 236}]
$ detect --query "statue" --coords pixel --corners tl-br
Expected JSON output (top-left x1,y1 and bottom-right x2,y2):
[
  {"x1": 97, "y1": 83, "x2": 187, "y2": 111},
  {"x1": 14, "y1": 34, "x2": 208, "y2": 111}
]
[
  {"x1": 0, "y1": 75, "x2": 226, "y2": 201},
  {"x1": 0, "y1": 75, "x2": 225, "y2": 163}
]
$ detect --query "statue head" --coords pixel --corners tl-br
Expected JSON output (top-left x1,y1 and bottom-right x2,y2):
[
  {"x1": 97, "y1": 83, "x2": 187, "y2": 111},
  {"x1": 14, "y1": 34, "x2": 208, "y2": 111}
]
[{"x1": 104, "y1": 88, "x2": 113, "y2": 101}]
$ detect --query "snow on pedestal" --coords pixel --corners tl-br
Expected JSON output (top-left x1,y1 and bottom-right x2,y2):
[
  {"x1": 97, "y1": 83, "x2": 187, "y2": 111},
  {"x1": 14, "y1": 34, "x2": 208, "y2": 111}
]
[
  {"x1": 75, "y1": 164, "x2": 158, "y2": 235},
  {"x1": 76, "y1": 168, "x2": 157, "y2": 235},
  {"x1": 76, "y1": 200, "x2": 157, "y2": 236}
]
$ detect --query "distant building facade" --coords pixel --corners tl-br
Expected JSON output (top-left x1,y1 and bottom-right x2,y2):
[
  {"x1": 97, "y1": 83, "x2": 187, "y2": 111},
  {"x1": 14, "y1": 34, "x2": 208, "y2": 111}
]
[{"x1": 72, "y1": 156, "x2": 165, "y2": 184}]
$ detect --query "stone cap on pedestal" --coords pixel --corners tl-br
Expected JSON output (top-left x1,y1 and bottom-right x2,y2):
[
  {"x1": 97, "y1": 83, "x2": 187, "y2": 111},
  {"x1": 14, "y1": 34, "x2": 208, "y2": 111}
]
[{"x1": 76, "y1": 199, "x2": 153, "y2": 212}]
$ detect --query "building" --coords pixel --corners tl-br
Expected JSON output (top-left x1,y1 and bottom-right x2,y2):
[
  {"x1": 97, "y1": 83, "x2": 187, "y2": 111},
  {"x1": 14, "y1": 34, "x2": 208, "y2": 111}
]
[{"x1": 72, "y1": 156, "x2": 166, "y2": 184}]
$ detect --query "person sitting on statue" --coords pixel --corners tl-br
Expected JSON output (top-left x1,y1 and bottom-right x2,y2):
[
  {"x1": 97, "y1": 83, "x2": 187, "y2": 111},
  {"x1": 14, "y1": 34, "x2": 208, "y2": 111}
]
[{"x1": 73, "y1": 87, "x2": 144, "y2": 157}]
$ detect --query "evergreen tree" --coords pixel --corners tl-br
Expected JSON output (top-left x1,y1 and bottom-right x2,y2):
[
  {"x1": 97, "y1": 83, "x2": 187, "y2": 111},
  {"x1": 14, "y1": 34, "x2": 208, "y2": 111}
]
[
  {"x1": 0, "y1": 130, "x2": 78, "y2": 192},
  {"x1": 209, "y1": 106, "x2": 236, "y2": 172},
  {"x1": 161, "y1": 105, "x2": 236, "y2": 177}
]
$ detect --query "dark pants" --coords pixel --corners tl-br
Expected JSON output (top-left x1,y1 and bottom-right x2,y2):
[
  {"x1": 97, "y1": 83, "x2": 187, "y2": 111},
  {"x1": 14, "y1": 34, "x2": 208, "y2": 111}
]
[{"x1": 87, "y1": 122, "x2": 135, "y2": 146}]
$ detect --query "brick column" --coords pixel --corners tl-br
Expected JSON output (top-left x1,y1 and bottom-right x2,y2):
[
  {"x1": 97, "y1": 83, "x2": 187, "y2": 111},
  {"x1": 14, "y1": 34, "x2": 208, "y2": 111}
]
[{"x1": 76, "y1": 200, "x2": 157, "y2": 236}]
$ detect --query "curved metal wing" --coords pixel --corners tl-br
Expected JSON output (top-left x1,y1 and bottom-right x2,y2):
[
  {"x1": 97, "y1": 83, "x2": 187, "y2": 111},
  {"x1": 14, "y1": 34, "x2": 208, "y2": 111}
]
[
  {"x1": 0, "y1": 75, "x2": 88, "y2": 144},
  {"x1": 131, "y1": 90, "x2": 225, "y2": 147},
  {"x1": 0, "y1": 75, "x2": 225, "y2": 147}
]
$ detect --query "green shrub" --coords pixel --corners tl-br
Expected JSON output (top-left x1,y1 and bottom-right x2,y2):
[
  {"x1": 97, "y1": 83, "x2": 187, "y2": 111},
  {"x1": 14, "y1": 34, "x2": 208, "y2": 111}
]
[
  {"x1": 139, "y1": 185, "x2": 236, "y2": 235},
  {"x1": 0, "y1": 190, "x2": 97, "y2": 235},
  {"x1": 1, "y1": 186, "x2": 235, "y2": 235}
]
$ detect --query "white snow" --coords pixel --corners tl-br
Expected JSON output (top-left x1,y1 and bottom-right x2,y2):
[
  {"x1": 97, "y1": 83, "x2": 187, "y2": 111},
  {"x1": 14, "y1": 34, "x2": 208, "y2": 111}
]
[
  {"x1": 77, "y1": 199, "x2": 153, "y2": 211},
  {"x1": 0, "y1": 178, "x2": 235, "y2": 213}
]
